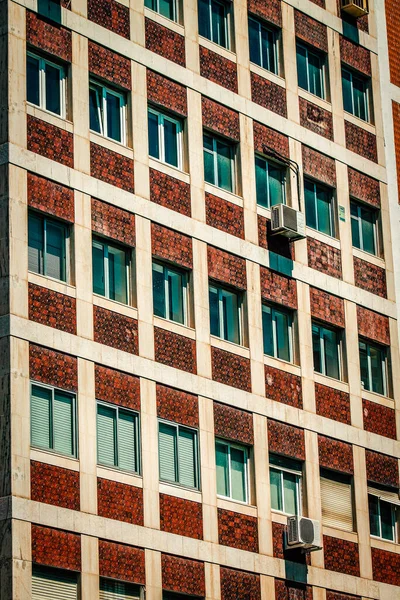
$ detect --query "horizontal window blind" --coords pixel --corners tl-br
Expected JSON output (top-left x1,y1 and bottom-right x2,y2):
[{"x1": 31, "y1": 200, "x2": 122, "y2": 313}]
[
  {"x1": 321, "y1": 475, "x2": 353, "y2": 532},
  {"x1": 100, "y1": 578, "x2": 141, "y2": 600},
  {"x1": 367, "y1": 486, "x2": 400, "y2": 506},
  {"x1": 32, "y1": 566, "x2": 78, "y2": 600},
  {"x1": 31, "y1": 385, "x2": 51, "y2": 449},
  {"x1": 159, "y1": 422, "x2": 177, "y2": 483}
]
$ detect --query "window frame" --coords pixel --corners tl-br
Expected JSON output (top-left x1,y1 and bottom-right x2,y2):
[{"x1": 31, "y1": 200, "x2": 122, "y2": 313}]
[
  {"x1": 342, "y1": 66, "x2": 370, "y2": 123},
  {"x1": 203, "y1": 132, "x2": 236, "y2": 193},
  {"x1": 248, "y1": 16, "x2": 279, "y2": 75},
  {"x1": 304, "y1": 178, "x2": 335, "y2": 237},
  {"x1": 30, "y1": 381, "x2": 78, "y2": 458},
  {"x1": 262, "y1": 303, "x2": 294, "y2": 362},
  {"x1": 28, "y1": 211, "x2": 69, "y2": 283},
  {"x1": 312, "y1": 321, "x2": 342, "y2": 380},
  {"x1": 199, "y1": 0, "x2": 231, "y2": 49},
  {"x1": 89, "y1": 79, "x2": 127, "y2": 145},
  {"x1": 148, "y1": 107, "x2": 183, "y2": 170},
  {"x1": 296, "y1": 42, "x2": 326, "y2": 99},
  {"x1": 96, "y1": 401, "x2": 140, "y2": 474},
  {"x1": 144, "y1": 0, "x2": 178, "y2": 22},
  {"x1": 152, "y1": 260, "x2": 189, "y2": 326},
  {"x1": 215, "y1": 438, "x2": 249, "y2": 504},
  {"x1": 158, "y1": 419, "x2": 200, "y2": 490},
  {"x1": 269, "y1": 454, "x2": 302, "y2": 516},
  {"x1": 209, "y1": 282, "x2": 243, "y2": 345},
  {"x1": 255, "y1": 155, "x2": 287, "y2": 209},
  {"x1": 359, "y1": 338, "x2": 388, "y2": 397},
  {"x1": 27, "y1": 51, "x2": 66, "y2": 118},
  {"x1": 368, "y1": 492, "x2": 398, "y2": 543},
  {"x1": 92, "y1": 237, "x2": 131, "y2": 305},
  {"x1": 350, "y1": 199, "x2": 378, "y2": 256}
]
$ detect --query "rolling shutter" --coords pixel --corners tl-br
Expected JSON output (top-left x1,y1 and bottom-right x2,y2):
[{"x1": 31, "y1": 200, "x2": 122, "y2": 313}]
[
  {"x1": 31, "y1": 385, "x2": 51, "y2": 450},
  {"x1": 367, "y1": 486, "x2": 400, "y2": 506},
  {"x1": 28, "y1": 214, "x2": 43, "y2": 274},
  {"x1": 159, "y1": 422, "x2": 177, "y2": 483},
  {"x1": 321, "y1": 474, "x2": 354, "y2": 532},
  {"x1": 178, "y1": 428, "x2": 196, "y2": 488},
  {"x1": 32, "y1": 566, "x2": 78, "y2": 600},
  {"x1": 53, "y1": 391, "x2": 74, "y2": 457},
  {"x1": 100, "y1": 578, "x2": 141, "y2": 599},
  {"x1": 118, "y1": 410, "x2": 137, "y2": 472},
  {"x1": 97, "y1": 404, "x2": 116, "y2": 467},
  {"x1": 46, "y1": 222, "x2": 65, "y2": 281}
]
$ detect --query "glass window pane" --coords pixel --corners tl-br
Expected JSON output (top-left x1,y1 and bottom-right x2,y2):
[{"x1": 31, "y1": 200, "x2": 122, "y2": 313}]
[
  {"x1": 249, "y1": 19, "x2": 261, "y2": 67},
  {"x1": 221, "y1": 288, "x2": 240, "y2": 344},
  {"x1": 92, "y1": 242, "x2": 105, "y2": 297},
  {"x1": 163, "y1": 118, "x2": 179, "y2": 167},
  {"x1": 159, "y1": 0, "x2": 175, "y2": 20},
  {"x1": 153, "y1": 263, "x2": 166, "y2": 319},
  {"x1": 283, "y1": 472, "x2": 298, "y2": 515},
  {"x1": 359, "y1": 340, "x2": 370, "y2": 391},
  {"x1": 305, "y1": 180, "x2": 317, "y2": 230},
  {"x1": 97, "y1": 404, "x2": 116, "y2": 467},
  {"x1": 368, "y1": 495, "x2": 380, "y2": 537},
  {"x1": 353, "y1": 76, "x2": 367, "y2": 121},
  {"x1": 27, "y1": 55, "x2": 40, "y2": 106},
  {"x1": 106, "y1": 92, "x2": 122, "y2": 142},
  {"x1": 360, "y1": 206, "x2": 376, "y2": 255},
  {"x1": 28, "y1": 214, "x2": 44, "y2": 274},
  {"x1": 167, "y1": 268, "x2": 185, "y2": 324},
  {"x1": 159, "y1": 422, "x2": 177, "y2": 483},
  {"x1": 118, "y1": 410, "x2": 136, "y2": 472},
  {"x1": 255, "y1": 156, "x2": 268, "y2": 208},
  {"x1": 269, "y1": 165, "x2": 285, "y2": 206},
  {"x1": 108, "y1": 245, "x2": 127, "y2": 304},
  {"x1": 270, "y1": 468, "x2": 283, "y2": 511},
  {"x1": 262, "y1": 27, "x2": 276, "y2": 73},
  {"x1": 198, "y1": 0, "x2": 211, "y2": 40},
  {"x1": 308, "y1": 51, "x2": 323, "y2": 98},
  {"x1": 148, "y1": 111, "x2": 160, "y2": 159},
  {"x1": 380, "y1": 501, "x2": 394, "y2": 541},
  {"x1": 178, "y1": 429, "x2": 196, "y2": 488},
  {"x1": 276, "y1": 309, "x2": 291, "y2": 362},
  {"x1": 53, "y1": 391, "x2": 74, "y2": 456},
  {"x1": 212, "y1": 0, "x2": 227, "y2": 48},
  {"x1": 144, "y1": 0, "x2": 156, "y2": 9},
  {"x1": 46, "y1": 222, "x2": 66, "y2": 281},
  {"x1": 369, "y1": 345, "x2": 385, "y2": 395},
  {"x1": 216, "y1": 442, "x2": 229, "y2": 497},
  {"x1": 262, "y1": 305, "x2": 274, "y2": 357},
  {"x1": 31, "y1": 385, "x2": 51, "y2": 449},
  {"x1": 316, "y1": 187, "x2": 332, "y2": 236},
  {"x1": 231, "y1": 447, "x2": 246, "y2": 502},
  {"x1": 209, "y1": 285, "x2": 220, "y2": 337},
  {"x1": 342, "y1": 69, "x2": 353, "y2": 114},
  {"x1": 351, "y1": 203, "x2": 361, "y2": 249},
  {"x1": 216, "y1": 140, "x2": 233, "y2": 192},
  {"x1": 45, "y1": 63, "x2": 61, "y2": 115},
  {"x1": 312, "y1": 323, "x2": 322, "y2": 374},
  {"x1": 323, "y1": 328, "x2": 340, "y2": 380},
  {"x1": 296, "y1": 45, "x2": 308, "y2": 92},
  {"x1": 89, "y1": 87, "x2": 102, "y2": 134}
]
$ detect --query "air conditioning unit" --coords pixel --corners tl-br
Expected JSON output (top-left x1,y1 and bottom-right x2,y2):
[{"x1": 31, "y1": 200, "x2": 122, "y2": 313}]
[
  {"x1": 271, "y1": 204, "x2": 306, "y2": 241},
  {"x1": 286, "y1": 516, "x2": 322, "y2": 552},
  {"x1": 341, "y1": 0, "x2": 369, "y2": 18}
]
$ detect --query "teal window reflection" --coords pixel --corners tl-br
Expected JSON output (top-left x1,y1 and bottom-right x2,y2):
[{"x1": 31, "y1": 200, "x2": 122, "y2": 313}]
[
  {"x1": 28, "y1": 212, "x2": 68, "y2": 282},
  {"x1": 368, "y1": 494, "x2": 397, "y2": 542},
  {"x1": 262, "y1": 304, "x2": 293, "y2": 362},
  {"x1": 216, "y1": 439, "x2": 248, "y2": 503},
  {"x1": 296, "y1": 43, "x2": 325, "y2": 99},
  {"x1": 342, "y1": 67, "x2": 370, "y2": 122},
  {"x1": 255, "y1": 156, "x2": 286, "y2": 208},
  {"x1": 27, "y1": 52, "x2": 65, "y2": 117},
  {"x1": 350, "y1": 200, "x2": 378, "y2": 256},
  {"x1": 270, "y1": 454, "x2": 302, "y2": 515},
  {"x1": 152, "y1": 261, "x2": 188, "y2": 325},
  {"x1": 312, "y1": 322, "x2": 341, "y2": 380},
  {"x1": 145, "y1": 0, "x2": 177, "y2": 21},
  {"x1": 209, "y1": 283, "x2": 242, "y2": 344},
  {"x1": 359, "y1": 339, "x2": 388, "y2": 396},
  {"x1": 203, "y1": 133, "x2": 235, "y2": 192},
  {"x1": 198, "y1": 0, "x2": 230, "y2": 49},
  {"x1": 148, "y1": 108, "x2": 183, "y2": 169},
  {"x1": 249, "y1": 17, "x2": 279, "y2": 74},
  {"x1": 304, "y1": 179, "x2": 334, "y2": 236},
  {"x1": 92, "y1": 238, "x2": 130, "y2": 305},
  {"x1": 89, "y1": 81, "x2": 126, "y2": 144}
]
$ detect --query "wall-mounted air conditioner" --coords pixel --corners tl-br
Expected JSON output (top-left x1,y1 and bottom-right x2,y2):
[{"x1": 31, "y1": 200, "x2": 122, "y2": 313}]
[
  {"x1": 341, "y1": 0, "x2": 369, "y2": 18},
  {"x1": 286, "y1": 516, "x2": 322, "y2": 552},
  {"x1": 271, "y1": 204, "x2": 306, "y2": 241}
]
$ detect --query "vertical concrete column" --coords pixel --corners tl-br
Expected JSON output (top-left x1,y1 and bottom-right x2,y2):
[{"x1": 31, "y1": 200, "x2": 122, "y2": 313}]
[
  {"x1": 199, "y1": 396, "x2": 218, "y2": 543},
  {"x1": 260, "y1": 575, "x2": 275, "y2": 600},
  {"x1": 353, "y1": 446, "x2": 372, "y2": 580},
  {"x1": 389, "y1": 318, "x2": 400, "y2": 438},
  {"x1": 345, "y1": 300, "x2": 363, "y2": 429},
  {"x1": 247, "y1": 261, "x2": 265, "y2": 397},
  {"x1": 141, "y1": 379, "x2": 160, "y2": 530},
  {"x1": 253, "y1": 414, "x2": 273, "y2": 556},
  {"x1": 380, "y1": 183, "x2": 396, "y2": 302},
  {"x1": 313, "y1": 586, "x2": 326, "y2": 600},
  {"x1": 328, "y1": 30, "x2": 346, "y2": 147},
  {"x1": 145, "y1": 549, "x2": 162, "y2": 600},
  {"x1": 297, "y1": 282, "x2": 316, "y2": 414},
  {"x1": 281, "y1": 4, "x2": 299, "y2": 124},
  {"x1": 205, "y1": 563, "x2": 221, "y2": 600},
  {"x1": 187, "y1": 89, "x2": 205, "y2": 222},
  {"x1": 136, "y1": 216, "x2": 155, "y2": 361},
  {"x1": 132, "y1": 63, "x2": 149, "y2": 200},
  {"x1": 78, "y1": 358, "x2": 97, "y2": 515},
  {"x1": 304, "y1": 431, "x2": 324, "y2": 568},
  {"x1": 70, "y1": 0, "x2": 87, "y2": 17},
  {"x1": 289, "y1": 139, "x2": 307, "y2": 265},
  {"x1": 193, "y1": 239, "x2": 212, "y2": 379},
  {"x1": 240, "y1": 115, "x2": 258, "y2": 245},
  {"x1": 75, "y1": 192, "x2": 93, "y2": 340},
  {"x1": 233, "y1": 0, "x2": 251, "y2": 99},
  {"x1": 130, "y1": 0, "x2": 145, "y2": 46},
  {"x1": 183, "y1": 0, "x2": 200, "y2": 72},
  {"x1": 336, "y1": 162, "x2": 354, "y2": 285},
  {"x1": 80, "y1": 535, "x2": 99, "y2": 598},
  {"x1": 10, "y1": 337, "x2": 30, "y2": 500},
  {"x1": 325, "y1": 0, "x2": 337, "y2": 14},
  {"x1": 71, "y1": 33, "x2": 90, "y2": 174},
  {"x1": 9, "y1": 166, "x2": 28, "y2": 319},
  {"x1": 8, "y1": 2, "x2": 26, "y2": 150},
  {"x1": 12, "y1": 519, "x2": 32, "y2": 600},
  {"x1": 371, "y1": 54, "x2": 385, "y2": 166}
]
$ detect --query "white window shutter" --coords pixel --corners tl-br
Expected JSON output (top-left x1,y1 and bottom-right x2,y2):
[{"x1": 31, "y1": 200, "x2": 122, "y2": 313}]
[
  {"x1": 321, "y1": 475, "x2": 354, "y2": 532},
  {"x1": 32, "y1": 567, "x2": 78, "y2": 600}
]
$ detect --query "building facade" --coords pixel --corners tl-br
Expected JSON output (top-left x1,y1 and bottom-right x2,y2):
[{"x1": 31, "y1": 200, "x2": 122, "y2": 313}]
[{"x1": 0, "y1": 0, "x2": 399, "y2": 598}]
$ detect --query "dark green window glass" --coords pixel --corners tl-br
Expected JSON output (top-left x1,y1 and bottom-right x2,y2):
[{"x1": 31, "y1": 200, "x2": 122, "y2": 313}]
[
  {"x1": 209, "y1": 284, "x2": 241, "y2": 344},
  {"x1": 342, "y1": 67, "x2": 370, "y2": 122},
  {"x1": 262, "y1": 304, "x2": 292, "y2": 362},
  {"x1": 296, "y1": 43, "x2": 325, "y2": 99},
  {"x1": 255, "y1": 156, "x2": 285, "y2": 208},
  {"x1": 304, "y1": 179, "x2": 333, "y2": 236},
  {"x1": 359, "y1": 339, "x2": 387, "y2": 395},
  {"x1": 312, "y1": 322, "x2": 341, "y2": 380},
  {"x1": 248, "y1": 17, "x2": 278, "y2": 74},
  {"x1": 203, "y1": 134, "x2": 234, "y2": 192},
  {"x1": 152, "y1": 262, "x2": 187, "y2": 324},
  {"x1": 350, "y1": 200, "x2": 377, "y2": 255}
]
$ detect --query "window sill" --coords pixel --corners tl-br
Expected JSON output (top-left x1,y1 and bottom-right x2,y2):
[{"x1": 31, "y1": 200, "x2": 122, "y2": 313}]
[
  {"x1": 89, "y1": 132, "x2": 133, "y2": 158},
  {"x1": 210, "y1": 335, "x2": 250, "y2": 358},
  {"x1": 93, "y1": 294, "x2": 138, "y2": 319},
  {"x1": 217, "y1": 497, "x2": 257, "y2": 516},
  {"x1": 264, "y1": 355, "x2": 300, "y2": 376},
  {"x1": 153, "y1": 315, "x2": 196, "y2": 339},
  {"x1": 30, "y1": 448, "x2": 79, "y2": 471},
  {"x1": 314, "y1": 372, "x2": 348, "y2": 390},
  {"x1": 199, "y1": 36, "x2": 237, "y2": 63},
  {"x1": 204, "y1": 183, "x2": 243, "y2": 206},
  {"x1": 352, "y1": 247, "x2": 385, "y2": 268},
  {"x1": 27, "y1": 103, "x2": 72, "y2": 132},
  {"x1": 28, "y1": 271, "x2": 76, "y2": 297},
  {"x1": 362, "y1": 388, "x2": 394, "y2": 406},
  {"x1": 159, "y1": 481, "x2": 202, "y2": 502},
  {"x1": 344, "y1": 113, "x2": 375, "y2": 134},
  {"x1": 298, "y1": 88, "x2": 332, "y2": 112},
  {"x1": 370, "y1": 536, "x2": 399, "y2": 551},
  {"x1": 306, "y1": 227, "x2": 340, "y2": 249},
  {"x1": 322, "y1": 525, "x2": 358, "y2": 543},
  {"x1": 271, "y1": 509, "x2": 299, "y2": 523},
  {"x1": 149, "y1": 157, "x2": 190, "y2": 184},
  {"x1": 97, "y1": 465, "x2": 143, "y2": 488},
  {"x1": 144, "y1": 7, "x2": 185, "y2": 35},
  {"x1": 257, "y1": 205, "x2": 272, "y2": 220},
  {"x1": 250, "y1": 62, "x2": 285, "y2": 89}
]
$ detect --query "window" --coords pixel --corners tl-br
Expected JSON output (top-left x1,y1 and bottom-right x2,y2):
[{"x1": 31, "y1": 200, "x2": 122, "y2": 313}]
[
  {"x1": 342, "y1": 67, "x2": 370, "y2": 122},
  {"x1": 368, "y1": 487, "x2": 399, "y2": 542},
  {"x1": 320, "y1": 470, "x2": 354, "y2": 532},
  {"x1": 262, "y1": 304, "x2": 293, "y2": 362},
  {"x1": 158, "y1": 421, "x2": 199, "y2": 489},
  {"x1": 28, "y1": 212, "x2": 68, "y2": 282},
  {"x1": 92, "y1": 238, "x2": 130, "y2": 305},
  {"x1": 153, "y1": 261, "x2": 188, "y2": 325},
  {"x1": 31, "y1": 382, "x2": 77, "y2": 457},
  {"x1": 350, "y1": 200, "x2": 378, "y2": 255},
  {"x1": 27, "y1": 52, "x2": 66, "y2": 117},
  {"x1": 312, "y1": 322, "x2": 342, "y2": 380},
  {"x1": 100, "y1": 578, "x2": 141, "y2": 600},
  {"x1": 198, "y1": 0, "x2": 230, "y2": 49},
  {"x1": 296, "y1": 43, "x2": 325, "y2": 99},
  {"x1": 209, "y1": 283, "x2": 242, "y2": 345},
  {"x1": 359, "y1": 339, "x2": 388, "y2": 396},
  {"x1": 255, "y1": 156, "x2": 286, "y2": 208},
  {"x1": 269, "y1": 454, "x2": 302, "y2": 515},
  {"x1": 89, "y1": 80, "x2": 126, "y2": 144},
  {"x1": 304, "y1": 179, "x2": 334, "y2": 236},
  {"x1": 216, "y1": 439, "x2": 248, "y2": 503},
  {"x1": 97, "y1": 403, "x2": 140, "y2": 473},
  {"x1": 33, "y1": 565, "x2": 78, "y2": 600},
  {"x1": 248, "y1": 17, "x2": 279, "y2": 74},
  {"x1": 145, "y1": 0, "x2": 177, "y2": 21},
  {"x1": 203, "y1": 133, "x2": 235, "y2": 192},
  {"x1": 148, "y1": 108, "x2": 183, "y2": 169}
]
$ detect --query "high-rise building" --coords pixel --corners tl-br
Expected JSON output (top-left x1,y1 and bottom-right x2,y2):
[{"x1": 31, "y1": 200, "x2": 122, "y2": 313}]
[{"x1": 0, "y1": 0, "x2": 399, "y2": 598}]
